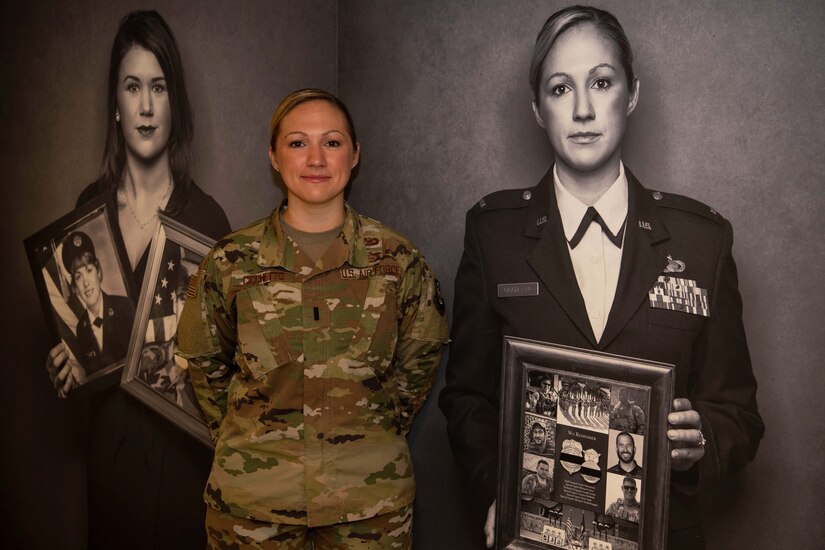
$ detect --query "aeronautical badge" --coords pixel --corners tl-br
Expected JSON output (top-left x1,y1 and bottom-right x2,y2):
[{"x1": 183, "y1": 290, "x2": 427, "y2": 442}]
[
  {"x1": 107, "y1": 307, "x2": 114, "y2": 317},
  {"x1": 649, "y1": 275, "x2": 709, "y2": 317},
  {"x1": 73, "y1": 233, "x2": 83, "y2": 247},
  {"x1": 560, "y1": 439, "x2": 583, "y2": 475},
  {"x1": 663, "y1": 255, "x2": 686, "y2": 273},
  {"x1": 581, "y1": 448, "x2": 602, "y2": 484}
]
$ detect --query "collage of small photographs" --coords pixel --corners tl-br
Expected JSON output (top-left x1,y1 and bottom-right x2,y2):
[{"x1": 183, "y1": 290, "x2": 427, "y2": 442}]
[{"x1": 518, "y1": 367, "x2": 649, "y2": 550}]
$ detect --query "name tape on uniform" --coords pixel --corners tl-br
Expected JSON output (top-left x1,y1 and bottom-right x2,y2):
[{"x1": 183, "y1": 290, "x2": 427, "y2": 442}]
[
  {"x1": 648, "y1": 275, "x2": 709, "y2": 317},
  {"x1": 497, "y1": 282, "x2": 539, "y2": 298}
]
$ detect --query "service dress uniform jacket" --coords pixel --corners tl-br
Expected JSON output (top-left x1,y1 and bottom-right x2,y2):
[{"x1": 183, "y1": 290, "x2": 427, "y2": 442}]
[
  {"x1": 439, "y1": 167, "x2": 764, "y2": 546},
  {"x1": 177, "y1": 205, "x2": 449, "y2": 527},
  {"x1": 75, "y1": 292, "x2": 133, "y2": 375}
]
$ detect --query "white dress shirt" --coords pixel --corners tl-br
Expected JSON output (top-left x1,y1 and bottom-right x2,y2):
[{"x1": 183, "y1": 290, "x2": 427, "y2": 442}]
[{"x1": 553, "y1": 163, "x2": 629, "y2": 342}]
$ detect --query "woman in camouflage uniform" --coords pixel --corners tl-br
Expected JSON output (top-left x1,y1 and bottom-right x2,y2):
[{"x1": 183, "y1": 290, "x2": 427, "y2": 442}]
[{"x1": 177, "y1": 89, "x2": 449, "y2": 549}]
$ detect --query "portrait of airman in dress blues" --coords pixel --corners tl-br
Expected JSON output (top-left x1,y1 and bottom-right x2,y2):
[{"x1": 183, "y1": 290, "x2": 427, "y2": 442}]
[{"x1": 61, "y1": 230, "x2": 134, "y2": 376}]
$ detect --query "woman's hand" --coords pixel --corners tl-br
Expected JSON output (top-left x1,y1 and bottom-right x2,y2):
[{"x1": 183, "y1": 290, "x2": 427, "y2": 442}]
[
  {"x1": 667, "y1": 398, "x2": 705, "y2": 471},
  {"x1": 46, "y1": 342, "x2": 81, "y2": 398},
  {"x1": 484, "y1": 500, "x2": 496, "y2": 548}
]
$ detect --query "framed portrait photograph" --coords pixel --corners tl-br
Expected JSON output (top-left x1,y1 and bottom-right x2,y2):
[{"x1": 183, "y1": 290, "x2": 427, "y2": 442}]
[
  {"x1": 496, "y1": 337, "x2": 674, "y2": 550},
  {"x1": 25, "y1": 195, "x2": 137, "y2": 397},
  {"x1": 120, "y1": 215, "x2": 214, "y2": 448}
]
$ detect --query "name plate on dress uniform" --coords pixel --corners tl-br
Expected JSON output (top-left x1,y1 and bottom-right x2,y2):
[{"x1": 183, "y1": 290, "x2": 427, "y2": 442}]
[{"x1": 498, "y1": 282, "x2": 540, "y2": 298}]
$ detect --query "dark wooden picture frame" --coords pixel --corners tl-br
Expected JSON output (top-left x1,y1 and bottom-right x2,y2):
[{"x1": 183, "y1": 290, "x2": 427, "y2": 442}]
[
  {"x1": 25, "y1": 195, "x2": 137, "y2": 397},
  {"x1": 120, "y1": 215, "x2": 214, "y2": 448},
  {"x1": 497, "y1": 337, "x2": 674, "y2": 550}
]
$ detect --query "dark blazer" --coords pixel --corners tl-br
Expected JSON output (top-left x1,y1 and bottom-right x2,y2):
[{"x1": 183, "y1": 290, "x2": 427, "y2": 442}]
[
  {"x1": 439, "y1": 168, "x2": 764, "y2": 545},
  {"x1": 75, "y1": 292, "x2": 133, "y2": 375}
]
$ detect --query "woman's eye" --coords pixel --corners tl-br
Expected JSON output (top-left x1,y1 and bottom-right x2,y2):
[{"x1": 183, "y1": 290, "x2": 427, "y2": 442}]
[
  {"x1": 288, "y1": 141, "x2": 305, "y2": 148},
  {"x1": 593, "y1": 78, "x2": 611, "y2": 90},
  {"x1": 325, "y1": 140, "x2": 341, "y2": 148},
  {"x1": 126, "y1": 83, "x2": 139, "y2": 93},
  {"x1": 551, "y1": 84, "x2": 570, "y2": 96},
  {"x1": 152, "y1": 83, "x2": 166, "y2": 93}
]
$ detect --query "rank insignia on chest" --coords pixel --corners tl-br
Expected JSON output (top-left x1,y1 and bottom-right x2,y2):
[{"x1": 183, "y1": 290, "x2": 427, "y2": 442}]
[{"x1": 648, "y1": 275, "x2": 709, "y2": 317}]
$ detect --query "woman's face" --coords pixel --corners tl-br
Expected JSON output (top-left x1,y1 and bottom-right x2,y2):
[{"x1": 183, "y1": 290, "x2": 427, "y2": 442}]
[
  {"x1": 116, "y1": 46, "x2": 172, "y2": 164},
  {"x1": 269, "y1": 100, "x2": 359, "y2": 210},
  {"x1": 532, "y1": 23, "x2": 638, "y2": 180},
  {"x1": 73, "y1": 261, "x2": 103, "y2": 313}
]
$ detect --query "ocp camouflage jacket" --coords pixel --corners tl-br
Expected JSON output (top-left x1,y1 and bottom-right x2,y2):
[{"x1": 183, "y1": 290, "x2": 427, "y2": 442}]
[{"x1": 176, "y1": 205, "x2": 449, "y2": 526}]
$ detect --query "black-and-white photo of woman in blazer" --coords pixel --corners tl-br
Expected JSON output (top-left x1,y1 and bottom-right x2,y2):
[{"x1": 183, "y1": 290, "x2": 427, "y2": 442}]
[{"x1": 440, "y1": 6, "x2": 764, "y2": 549}]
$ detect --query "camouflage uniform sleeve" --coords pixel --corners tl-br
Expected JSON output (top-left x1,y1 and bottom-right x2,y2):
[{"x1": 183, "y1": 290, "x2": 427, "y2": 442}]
[
  {"x1": 176, "y1": 252, "x2": 237, "y2": 438},
  {"x1": 393, "y1": 254, "x2": 450, "y2": 434}
]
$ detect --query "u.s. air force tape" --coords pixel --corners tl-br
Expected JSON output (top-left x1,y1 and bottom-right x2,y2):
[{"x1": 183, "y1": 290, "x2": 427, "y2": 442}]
[{"x1": 648, "y1": 275, "x2": 709, "y2": 317}]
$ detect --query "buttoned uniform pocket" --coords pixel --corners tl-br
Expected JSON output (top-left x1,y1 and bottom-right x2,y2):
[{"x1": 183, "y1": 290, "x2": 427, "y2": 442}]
[
  {"x1": 234, "y1": 284, "x2": 296, "y2": 381},
  {"x1": 647, "y1": 307, "x2": 704, "y2": 335}
]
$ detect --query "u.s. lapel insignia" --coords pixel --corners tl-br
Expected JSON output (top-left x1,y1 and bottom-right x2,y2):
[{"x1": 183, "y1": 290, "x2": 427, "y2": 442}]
[
  {"x1": 536, "y1": 215, "x2": 548, "y2": 226},
  {"x1": 663, "y1": 255, "x2": 686, "y2": 273},
  {"x1": 649, "y1": 275, "x2": 709, "y2": 317},
  {"x1": 638, "y1": 220, "x2": 652, "y2": 230}
]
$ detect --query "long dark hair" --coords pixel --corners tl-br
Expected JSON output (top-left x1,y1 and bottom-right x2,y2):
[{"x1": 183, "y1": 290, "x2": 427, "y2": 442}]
[{"x1": 98, "y1": 10, "x2": 193, "y2": 216}]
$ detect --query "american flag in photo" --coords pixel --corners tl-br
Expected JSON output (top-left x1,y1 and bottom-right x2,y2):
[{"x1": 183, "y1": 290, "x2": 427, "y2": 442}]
[{"x1": 145, "y1": 242, "x2": 183, "y2": 344}]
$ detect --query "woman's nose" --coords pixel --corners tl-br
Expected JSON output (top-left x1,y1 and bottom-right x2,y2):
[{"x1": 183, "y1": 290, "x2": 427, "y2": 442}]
[
  {"x1": 573, "y1": 89, "x2": 594, "y2": 121},
  {"x1": 140, "y1": 89, "x2": 153, "y2": 116},
  {"x1": 306, "y1": 144, "x2": 325, "y2": 166}
]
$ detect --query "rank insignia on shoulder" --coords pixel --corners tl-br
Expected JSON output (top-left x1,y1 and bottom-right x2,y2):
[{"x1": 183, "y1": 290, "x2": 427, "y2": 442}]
[
  {"x1": 663, "y1": 255, "x2": 686, "y2": 273},
  {"x1": 649, "y1": 275, "x2": 709, "y2": 317}
]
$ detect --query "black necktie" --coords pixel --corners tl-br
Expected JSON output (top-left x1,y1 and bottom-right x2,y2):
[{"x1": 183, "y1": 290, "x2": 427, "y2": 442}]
[
  {"x1": 93, "y1": 317, "x2": 103, "y2": 328},
  {"x1": 568, "y1": 206, "x2": 626, "y2": 249}
]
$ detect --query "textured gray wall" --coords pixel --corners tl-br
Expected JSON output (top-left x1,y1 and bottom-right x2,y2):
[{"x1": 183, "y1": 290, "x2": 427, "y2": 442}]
[
  {"x1": 339, "y1": 1, "x2": 824, "y2": 549},
  {"x1": 3, "y1": 1, "x2": 824, "y2": 549},
  {"x1": 1, "y1": 1, "x2": 336, "y2": 548}
]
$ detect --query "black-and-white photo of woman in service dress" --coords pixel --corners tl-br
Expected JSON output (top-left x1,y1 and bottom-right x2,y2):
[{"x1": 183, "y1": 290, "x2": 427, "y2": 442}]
[
  {"x1": 440, "y1": 5, "x2": 764, "y2": 549},
  {"x1": 44, "y1": 10, "x2": 230, "y2": 549}
]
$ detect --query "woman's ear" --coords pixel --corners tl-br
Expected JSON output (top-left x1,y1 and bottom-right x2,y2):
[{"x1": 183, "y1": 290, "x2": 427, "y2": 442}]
[
  {"x1": 352, "y1": 142, "x2": 360, "y2": 169},
  {"x1": 627, "y1": 78, "x2": 640, "y2": 116},
  {"x1": 268, "y1": 147, "x2": 279, "y2": 172},
  {"x1": 532, "y1": 100, "x2": 547, "y2": 129}
]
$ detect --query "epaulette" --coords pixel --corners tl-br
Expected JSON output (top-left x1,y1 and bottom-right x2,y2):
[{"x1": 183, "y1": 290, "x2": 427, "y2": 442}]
[
  {"x1": 648, "y1": 190, "x2": 724, "y2": 224},
  {"x1": 474, "y1": 187, "x2": 535, "y2": 212}
]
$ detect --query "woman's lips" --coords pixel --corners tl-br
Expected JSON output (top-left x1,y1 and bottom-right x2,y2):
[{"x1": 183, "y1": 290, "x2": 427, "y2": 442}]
[
  {"x1": 137, "y1": 125, "x2": 156, "y2": 137},
  {"x1": 302, "y1": 175, "x2": 330, "y2": 183},
  {"x1": 569, "y1": 132, "x2": 600, "y2": 144}
]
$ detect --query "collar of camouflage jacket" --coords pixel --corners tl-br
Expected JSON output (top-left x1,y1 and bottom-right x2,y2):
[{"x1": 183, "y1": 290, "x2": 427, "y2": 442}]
[{"x1": 257, "y1": 204, "x2": 371, "y2": 271}]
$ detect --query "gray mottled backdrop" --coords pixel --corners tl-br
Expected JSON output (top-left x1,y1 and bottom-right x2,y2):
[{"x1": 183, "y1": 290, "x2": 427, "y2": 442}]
[{"x1": 3, "y1": 1, "x2": 823, "y2": 549}]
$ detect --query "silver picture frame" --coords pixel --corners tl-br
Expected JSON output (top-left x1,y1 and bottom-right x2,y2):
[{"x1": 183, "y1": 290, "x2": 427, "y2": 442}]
[{"x1": 120, "y1": 214, "x2": 214, "y2": 448}]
